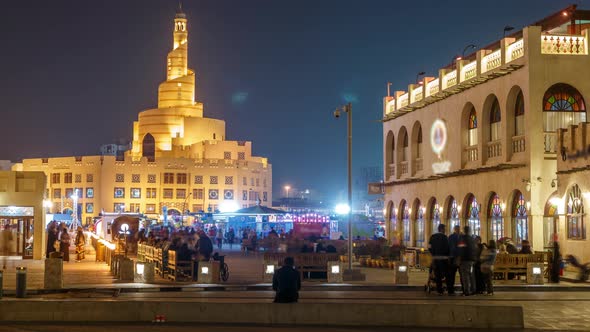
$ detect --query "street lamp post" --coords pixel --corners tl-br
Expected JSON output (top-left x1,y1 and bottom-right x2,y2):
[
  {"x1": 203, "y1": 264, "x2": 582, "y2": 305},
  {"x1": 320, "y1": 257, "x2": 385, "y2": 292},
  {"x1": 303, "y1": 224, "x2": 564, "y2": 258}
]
[
  {"x1": 334, "y1": 102, "x2": 353, "y2": 272},
  {"x1": 70, "y1": 189, "x2": 79, "y2": 231},
  {"x1": 183, "y1": 192, "x2": 193, "y2": 226}
]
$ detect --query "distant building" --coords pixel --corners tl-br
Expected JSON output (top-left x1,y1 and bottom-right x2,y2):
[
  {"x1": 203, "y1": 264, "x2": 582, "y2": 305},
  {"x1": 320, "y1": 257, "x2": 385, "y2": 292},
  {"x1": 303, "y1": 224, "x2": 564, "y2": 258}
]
[
  {"x1": 15, "y1": 7, "x2": 272, "y2": 228},
  {"x1": 0, "y1": 160, "x2": 13, "y2": 170}
]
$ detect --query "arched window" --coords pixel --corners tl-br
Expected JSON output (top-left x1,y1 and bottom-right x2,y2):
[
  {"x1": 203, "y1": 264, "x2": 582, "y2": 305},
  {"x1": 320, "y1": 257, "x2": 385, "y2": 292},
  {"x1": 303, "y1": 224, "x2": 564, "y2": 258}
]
[
  {"x1": 490, "y1": 99, "x2": 501, "y2": 141},
  {"x1": 416, "y1": 126, "x2": 423, "y2": 159},
  {"x1": 386, "y1": 132, "x2": 395, "y2": 179},
  {"x1": 388, "y1": 202, "x2": 397, "y2": 233},
  {"x1": 567, "y1": 185, "x2": 585, "y2": 240},
  {"x1": 513, "y1": 193, "x2": 528, "y2": 245},
  {"x1": 402, "y1": 131, "x2": 409, "y2": 162},
  {"x1": 515, "y1": 91, "x2": 525, "y2": 136},
  {"x1": 467, "y1": 196, "x2": 481, "y2": 236},
  {"x1": 543, "y1": 83, "x2": 586, "y2": 131},
  {"x1": 142, "y1": 133, "x2": 155, "y2": 162},
  {"x1": 415, "y1": 206, "x2": 425, "y2": 248},
  {"x1": 431, "y1": 201, "x2": 441, "y2": 235},
  {"x1": 489, "y1": 194, "x2": 503, "y2": 241},
  {"x1": 400, "y1": 202, "x2": 410, "y2": 245},
  {"x1": 468, "y1": 107, "x2": 478, "y2": 146},
  {"x1": 448, "y1": 198, "x2": 460, "y2": 227}
]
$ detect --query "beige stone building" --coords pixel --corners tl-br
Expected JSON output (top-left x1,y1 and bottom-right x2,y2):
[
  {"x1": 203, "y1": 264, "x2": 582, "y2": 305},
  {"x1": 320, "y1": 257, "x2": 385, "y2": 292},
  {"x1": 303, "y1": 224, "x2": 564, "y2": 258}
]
[
  {"x1": 555, "y1": 123, "x2": 590, "y2": 262},
  {"x1": 381, "y1": 6, "x2": 590, "y2": 256},
  {"x1": 0, "y1": 171, "x2": 46, "y2": 259},
  {"x1": 14, "y1": 8, "x2": 272, "y2": 226}
]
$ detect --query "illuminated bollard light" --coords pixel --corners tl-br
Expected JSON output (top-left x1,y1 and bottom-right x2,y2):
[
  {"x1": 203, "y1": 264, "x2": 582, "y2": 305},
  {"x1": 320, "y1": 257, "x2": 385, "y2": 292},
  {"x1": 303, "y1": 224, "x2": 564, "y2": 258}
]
[
  {"x1": 262, "y1": 262, "x2": 277, "y2": 283},
  {"x1": 327, "y1": 261, "x2": 343, "y2": 283},
  {"x1": 198, "y1": 261, "x2": 220, "y2": 284},
  {"x1": 527, "y1": 263, "x2": 544, "y2": 285},
  {"x1": 393, "y1": 262, "x2": 409, "y2": 285},
  {"x1": 134, "y1": 261, "x2": 155, "y2": 283}
]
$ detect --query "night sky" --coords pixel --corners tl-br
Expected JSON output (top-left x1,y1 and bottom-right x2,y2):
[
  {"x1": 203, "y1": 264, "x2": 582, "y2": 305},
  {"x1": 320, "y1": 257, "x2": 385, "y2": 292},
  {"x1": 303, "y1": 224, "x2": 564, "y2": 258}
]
[{"x1": 0, "y1": 0, "x2": 570, "y2": 200}]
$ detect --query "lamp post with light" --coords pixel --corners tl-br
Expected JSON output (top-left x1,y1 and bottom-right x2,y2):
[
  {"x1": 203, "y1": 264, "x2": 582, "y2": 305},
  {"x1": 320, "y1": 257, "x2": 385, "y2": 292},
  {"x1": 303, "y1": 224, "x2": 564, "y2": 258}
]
[
  {"x1": 334, "y1": 102, "x2": 353, "y2": 272},
  {"x1": 70, "y1": 189, "x2": 80, "y2": 231}
]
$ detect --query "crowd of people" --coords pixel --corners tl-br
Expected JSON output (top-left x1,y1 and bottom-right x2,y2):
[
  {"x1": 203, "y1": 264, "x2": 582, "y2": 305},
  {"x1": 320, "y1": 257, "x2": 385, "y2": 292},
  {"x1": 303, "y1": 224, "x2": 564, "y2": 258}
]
[
  {"x1": 45, "y1": 220, "x2": 86, "y2": 262},
  {"x1": 428, "y1": 224, "x2": 512, "y2": 296}
]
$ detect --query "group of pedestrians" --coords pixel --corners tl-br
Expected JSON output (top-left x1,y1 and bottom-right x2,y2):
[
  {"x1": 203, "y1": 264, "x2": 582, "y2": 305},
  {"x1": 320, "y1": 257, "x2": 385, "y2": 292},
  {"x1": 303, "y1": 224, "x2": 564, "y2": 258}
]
[
  {"x1": 46, "y1": 221, "x2": 86, "y2": 262},
  {"x1": 428, "y1": 224, "x2": 497, "y2": 296}
]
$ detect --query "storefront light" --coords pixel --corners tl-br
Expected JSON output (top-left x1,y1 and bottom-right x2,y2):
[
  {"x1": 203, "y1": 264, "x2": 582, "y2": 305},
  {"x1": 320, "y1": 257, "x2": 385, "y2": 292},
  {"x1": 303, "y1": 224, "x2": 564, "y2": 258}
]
[
  {"x1": 265, "y1": 265, "x2": 275, "y2": 274},
  {"x1": 532, "y1": 267, "x2": 542, "y2": 275},
  {"x1": 201, "y1": 266, "x2": 209, "y2": 275},
  {"x1": 136, "y1": 263, "x2": 145, "y2": 275},
  {"x1": 331, "y1": 265, "x2": 340, "y2": 274}
]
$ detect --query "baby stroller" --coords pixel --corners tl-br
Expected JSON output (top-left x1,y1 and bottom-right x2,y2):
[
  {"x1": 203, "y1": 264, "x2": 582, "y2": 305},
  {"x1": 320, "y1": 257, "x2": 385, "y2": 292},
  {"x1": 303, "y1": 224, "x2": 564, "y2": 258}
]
[{"x1": 424, "y1": 262, "x2": 446, "y2": 294}]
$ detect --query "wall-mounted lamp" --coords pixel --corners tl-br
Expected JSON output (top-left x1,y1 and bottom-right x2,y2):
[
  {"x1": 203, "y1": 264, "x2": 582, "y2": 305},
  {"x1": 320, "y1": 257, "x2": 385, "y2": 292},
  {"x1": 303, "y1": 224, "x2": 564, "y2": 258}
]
[
  {"x1": 526, "y1": 201, "x2": 531, "y2": 211},
  {"x1": 551, "y1": 179, "x2": 558, "y2": 188},
  {"x1": 457, "y1": 205, "x2": 462, "y2": 213},
  {"x1": 523, "y1": 179, "x2": 532, "y2": 192},
  {"x1": 439, "y1": 206, "x2": 444, "y2": 214},
  {"x1": 408, "y1": 208, "x2": 412, "y2": 214}
]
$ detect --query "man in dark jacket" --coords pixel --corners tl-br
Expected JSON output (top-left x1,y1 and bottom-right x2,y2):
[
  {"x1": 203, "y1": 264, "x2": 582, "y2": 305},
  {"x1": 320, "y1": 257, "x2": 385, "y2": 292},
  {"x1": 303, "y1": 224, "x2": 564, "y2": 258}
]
[
  {"x1": 196, "y1": 231, "x2": 213, "y2": 261},
  {"x1": 447, "y1": 225, "x2": 461, "y2": 295},
  {"x1": 458, "y1": 226, "x2": 477, "y2": 296},
  {"x1": 428, "y1": 224, "x2": 450, "y2": 295},
  {"x1": 272, "y1": 256, "x2": 301, "y2": 303}
]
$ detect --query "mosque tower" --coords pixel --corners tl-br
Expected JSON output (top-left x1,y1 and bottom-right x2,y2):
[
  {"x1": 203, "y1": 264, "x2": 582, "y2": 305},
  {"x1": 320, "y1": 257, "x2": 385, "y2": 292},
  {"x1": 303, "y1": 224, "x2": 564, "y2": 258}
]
[{"x1": 130, "y1": 5, "x2": 225, "y2": 160}]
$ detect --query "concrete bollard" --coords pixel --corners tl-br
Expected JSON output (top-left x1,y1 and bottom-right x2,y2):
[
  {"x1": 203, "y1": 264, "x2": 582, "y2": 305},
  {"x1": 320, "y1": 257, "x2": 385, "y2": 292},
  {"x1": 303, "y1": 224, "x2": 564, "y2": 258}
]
[
  {"x1": 262, "y1": 262, "x2": 277, "y2": 283},
  {"x1": 527, "y1": 263, "x2": 544, "y2": 285},
  {"x1": 327, "y1": 261, "x2": 343, "y2": 283},
  {"x1": 197, "y1": 261, "x2": 220, "y2": 284},
  {"x1": 16, "y1": 267, "x2": 27, "y2": 298},
  {"x1": 134, "y1": 261, "x2": 155, "y2": 283},
  {"x1": 393, "y1": 262, "x2": 409, "y2": 284},
  {"x1": 119, "y1": 258, "x2": 134, "y2": 281},
  {"x1": 44, "y1": 258, "x2": 64, "y2": 289}
]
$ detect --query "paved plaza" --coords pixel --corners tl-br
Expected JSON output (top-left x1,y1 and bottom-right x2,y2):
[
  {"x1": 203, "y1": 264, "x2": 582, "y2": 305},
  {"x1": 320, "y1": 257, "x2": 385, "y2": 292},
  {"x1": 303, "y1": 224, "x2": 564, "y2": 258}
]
[{"x1": 1, "y1": 245, "x2": 590, "y2": 331}]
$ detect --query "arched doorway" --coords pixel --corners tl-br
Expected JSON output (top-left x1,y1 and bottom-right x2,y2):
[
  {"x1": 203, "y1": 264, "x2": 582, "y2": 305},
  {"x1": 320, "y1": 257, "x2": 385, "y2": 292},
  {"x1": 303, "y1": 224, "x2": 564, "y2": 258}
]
[
  {"x1": 544, "y1": 193, "x2": 560, "y2": 247},
  {"x1": 386, "y1": 201, "x2": 395, "y2": 239},
  {"x1": 487, "y1": 193, "x2": 503, "y2": 242},
  {"x1": 465, "y1": 194, "x2": 481, "y2": 236},
  {"x1": 511, "y1": 191, "x2": 528, "y2": 246},
  {"x1": 142, "y1": 133, "x2": 156, "y2": 162}
]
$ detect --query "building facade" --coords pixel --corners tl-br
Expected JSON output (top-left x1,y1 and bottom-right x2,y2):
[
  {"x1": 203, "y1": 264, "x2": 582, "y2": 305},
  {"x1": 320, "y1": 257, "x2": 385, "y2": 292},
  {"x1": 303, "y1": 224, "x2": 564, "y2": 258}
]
[
  {"x1": 14, "y1": 8, "x2": 272, "y2": 225},
  {"x1": 555, "y1": 123, "x2": 590, "y2": 262},
  {"x1": 381, "y1": 6, "x2": 590, "y2": 255},
  {"x1": 0, "y1": 171, "x2": 46, "y2": 259}
]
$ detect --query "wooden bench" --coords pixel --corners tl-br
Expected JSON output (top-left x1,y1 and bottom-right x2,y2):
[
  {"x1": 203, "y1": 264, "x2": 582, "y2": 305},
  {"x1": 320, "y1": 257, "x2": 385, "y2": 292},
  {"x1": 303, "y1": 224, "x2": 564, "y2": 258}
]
[
  {"x1": 154, "y1": 248, "x2": 163, "y2": 276},
  {"x1": 167, "y1": 250, "x2": 193, "y2": 281},
  {"x1": 264, "y1": 253, "x2": 340, "y2": 280},
  {"x1": 144, "y1": 245, "x2": 154, "y2": 263},
  {"x1": 494, "y1": 253, "x2": 544, "y2": 280},
  {"x1": 137, "y1": 243, "x2": 145, "y2": 262}
]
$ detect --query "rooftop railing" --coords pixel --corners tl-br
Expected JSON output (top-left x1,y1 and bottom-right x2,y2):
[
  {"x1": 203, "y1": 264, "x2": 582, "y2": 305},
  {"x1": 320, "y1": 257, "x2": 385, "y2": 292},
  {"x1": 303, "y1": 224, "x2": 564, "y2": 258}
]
[{"x1": 384, "y1": 28, "x2": 588, "y2": 118}]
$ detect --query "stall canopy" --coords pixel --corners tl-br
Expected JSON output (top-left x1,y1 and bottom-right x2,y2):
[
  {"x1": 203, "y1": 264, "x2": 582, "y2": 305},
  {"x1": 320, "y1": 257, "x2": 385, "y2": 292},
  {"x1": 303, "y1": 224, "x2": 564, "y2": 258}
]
[{"x1": 231, "y1": 205, "x2": 287, "y2": 216}]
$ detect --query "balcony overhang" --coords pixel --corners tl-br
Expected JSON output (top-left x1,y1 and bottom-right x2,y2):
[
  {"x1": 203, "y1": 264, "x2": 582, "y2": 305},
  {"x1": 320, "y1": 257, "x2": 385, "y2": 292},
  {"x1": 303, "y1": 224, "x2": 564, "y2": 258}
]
[{"x1": 382, "y1": 63, "x2": 524, "y2": 123}]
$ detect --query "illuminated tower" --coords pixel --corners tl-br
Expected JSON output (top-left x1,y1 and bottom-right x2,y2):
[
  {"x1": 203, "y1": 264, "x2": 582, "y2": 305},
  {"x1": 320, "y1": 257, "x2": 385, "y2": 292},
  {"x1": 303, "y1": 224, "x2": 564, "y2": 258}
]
[{"x1": 131, "y1": 6, "x2": 225, "y2": 159}]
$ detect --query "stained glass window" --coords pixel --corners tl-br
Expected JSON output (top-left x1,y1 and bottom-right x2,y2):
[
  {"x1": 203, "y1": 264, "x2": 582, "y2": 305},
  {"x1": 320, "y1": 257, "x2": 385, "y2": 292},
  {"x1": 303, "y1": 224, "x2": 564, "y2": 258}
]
[
  {"x1": 567, "y1": 184, "x2": 585, "y2": 240},
  {"x1": 489, "y1": 194, "x2": 503, "y2": 241},
  {"x1": 543, "y1": 83, "x2": 587, "y2": 132},
  {"x1": 401, "y1": 202, "x2": 410, "y2": 245},
  {"x1": 515, "y1": 91, "x2": 525, "y2": 135},
  {"x1": 416, "y1": 206, "x2": 425, "y2": 248},
  {"x1": 389, "y1": 204, "x2": 397, "y2": 232},
  {"x1": 490, "y1": 99, "x2": 501, "y2": 123},
  {"x1": 513, "y1": 193, "x2": 528, "y2": 245},
  {"x1": 468, "y1": 108, "x2": 478, "y2": 146},
  {"x1": 449, "y1": 198, "x2": 460, "y2": 227},
  {"x1": 467, "y1": 195, "x2": 480, "y2": 236},
  {"x1": 543, "y1": 84, "x2": 586, "y2": 112},
  {"x1": 431, "y1": 201, "x2": 441, "y2": 235},
  {"x1": 469, "y1": 108, "x2": 478, "y2": 129}
]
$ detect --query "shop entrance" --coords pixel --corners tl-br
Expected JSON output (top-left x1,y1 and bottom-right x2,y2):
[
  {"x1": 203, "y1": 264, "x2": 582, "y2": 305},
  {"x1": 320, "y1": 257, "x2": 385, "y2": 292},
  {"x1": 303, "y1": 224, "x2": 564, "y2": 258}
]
[{"x1": 0, "y1": 217, "x2": 34, "y2": 259}]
